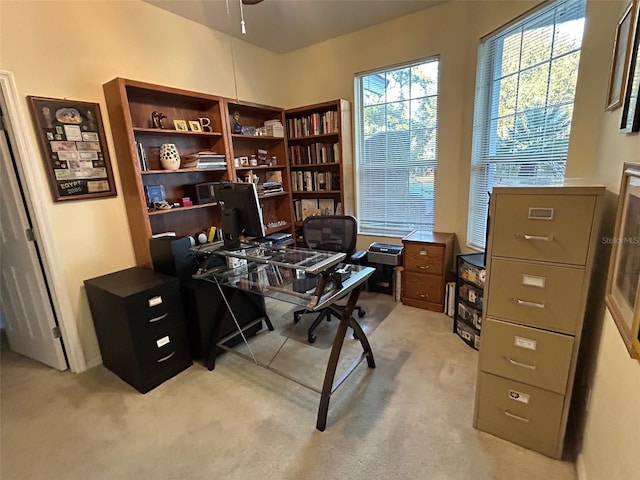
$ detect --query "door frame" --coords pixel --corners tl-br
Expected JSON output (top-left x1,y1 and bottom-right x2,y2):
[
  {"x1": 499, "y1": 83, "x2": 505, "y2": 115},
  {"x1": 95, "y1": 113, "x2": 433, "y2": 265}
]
[{"x1": 1, "y1": 70, "x2": 86, "y2": 373}]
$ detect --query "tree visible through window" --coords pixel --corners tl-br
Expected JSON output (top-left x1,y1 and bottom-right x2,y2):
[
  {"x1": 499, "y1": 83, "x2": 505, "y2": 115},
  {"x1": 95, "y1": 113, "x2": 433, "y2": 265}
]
[
  {"x1": 467, "y1": 0, "x2": 586, "y2": 249},
  {"x1": 355, "y1": 58, "x2": 439, "y2": 236}
]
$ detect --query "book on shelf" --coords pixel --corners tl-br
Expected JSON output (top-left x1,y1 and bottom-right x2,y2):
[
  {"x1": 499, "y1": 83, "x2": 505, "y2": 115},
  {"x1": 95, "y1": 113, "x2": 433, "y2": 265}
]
[
  {"x1": 301, "y1": 199, "x2": 320, "y2": 219},
  {"x1": 135, "y1": 141, "x2": 148, "y2": 171},
  {"x1": 318, "y1": 198, "x2": 335, "y2": 215},
  {"x1": 265, "y1": 170, "x2": 282, "y2": 184},
  {"x1": 262, "y1": 231, "x2": 293, "y2": 245},
  {"x1": 293, "y1": 199, "x2": 302, "y2": 221},
  {"x1": 304, "y1": 171, "x2": 313, "y2": 191}
]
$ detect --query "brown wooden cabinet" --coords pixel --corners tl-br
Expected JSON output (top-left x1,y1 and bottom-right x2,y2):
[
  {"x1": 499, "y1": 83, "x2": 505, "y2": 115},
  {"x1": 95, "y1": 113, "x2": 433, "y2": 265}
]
[
  {"x1": 401, "y1": 231, "x2": 454, "y2": 312},
  {"x1": 284, "y1": 99, "x2": 353, "y2": 244}
]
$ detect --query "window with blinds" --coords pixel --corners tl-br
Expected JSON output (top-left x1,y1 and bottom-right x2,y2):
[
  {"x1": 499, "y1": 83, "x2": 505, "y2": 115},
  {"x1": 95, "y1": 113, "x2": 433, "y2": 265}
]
[
  {"x1": 354, "y1": 57, "x2": 439, "y2": 236},
  {"x1": 467, "y1": 0, "x2": 586, "y2": 249}
]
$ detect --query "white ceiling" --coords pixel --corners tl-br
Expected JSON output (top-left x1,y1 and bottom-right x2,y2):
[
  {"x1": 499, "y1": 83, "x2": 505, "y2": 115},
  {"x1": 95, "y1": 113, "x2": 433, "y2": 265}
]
[{"x1": 145, "y1": 0, "x2": 446, "y2": 54}]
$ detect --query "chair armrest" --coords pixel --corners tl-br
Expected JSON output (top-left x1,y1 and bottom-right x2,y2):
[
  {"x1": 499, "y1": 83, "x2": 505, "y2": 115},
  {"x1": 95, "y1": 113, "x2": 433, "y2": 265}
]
[{"x1": 349, "y1": 249, "x2": 367, "y2": 265}]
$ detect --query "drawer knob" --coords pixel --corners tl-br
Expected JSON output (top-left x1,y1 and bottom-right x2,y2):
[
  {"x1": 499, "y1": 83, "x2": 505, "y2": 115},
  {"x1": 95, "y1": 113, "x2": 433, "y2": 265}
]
[
  {"x1": 508, "y1": 358, "x2": 537, "y2": 370},
  {"x1": 515, "y1": 298, "x2": 545, "y2": 309},
  {"x1": 149, "y1": 313, "x2": 168, "y2": 323},
  {"x1": 157, "y1": 351, "x2": 176, "y2": 363},
  {"x1": 504, "y1": 410, "x2": 530, "y2": 423}
]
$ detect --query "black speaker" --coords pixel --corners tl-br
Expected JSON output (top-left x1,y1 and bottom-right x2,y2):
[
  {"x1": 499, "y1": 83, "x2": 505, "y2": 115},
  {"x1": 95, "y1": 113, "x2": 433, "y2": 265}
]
[{"x1": 149, "y1": 236, "x2": 196, "y2": 282}]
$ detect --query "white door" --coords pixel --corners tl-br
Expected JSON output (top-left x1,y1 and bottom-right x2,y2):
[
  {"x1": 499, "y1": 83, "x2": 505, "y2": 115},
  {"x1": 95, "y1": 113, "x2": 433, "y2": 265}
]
[{"x1": 0, "y1": 112, "x2": 67, "y2": 370}]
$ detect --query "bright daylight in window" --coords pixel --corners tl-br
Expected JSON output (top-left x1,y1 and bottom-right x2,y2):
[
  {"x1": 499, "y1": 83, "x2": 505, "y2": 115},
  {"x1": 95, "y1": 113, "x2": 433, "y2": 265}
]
[
  {"x1": 467, "y1": 0, "x2": 586, "y2": 249},
  {"x1": 355, "y1": 58, "x2": 439, "y2": 237}
]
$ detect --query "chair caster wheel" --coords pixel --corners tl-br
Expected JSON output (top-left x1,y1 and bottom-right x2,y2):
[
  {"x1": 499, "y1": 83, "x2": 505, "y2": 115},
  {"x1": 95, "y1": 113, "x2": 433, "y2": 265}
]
[
  {"x1": 308, "y1": 333, "x2": 316, "y2": 344},
  {"x1": 358, "y1": 310, "x2": 365, "y2": 318}
]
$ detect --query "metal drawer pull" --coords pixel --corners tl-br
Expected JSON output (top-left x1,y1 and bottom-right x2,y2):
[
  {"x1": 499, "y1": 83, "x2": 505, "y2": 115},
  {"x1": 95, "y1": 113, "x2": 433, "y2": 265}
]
[
  {"x1": 516, "y1": 299, "x2": 545, "y2": 308},
  {"x1": 509, "y1": 358, "x2": 537, "y2": 370},
  {"x1": 157, "y1": 351, "x2": 176, "y2": 363},
  {"x1": 149, "y1": 313, "x2": 168, "y2": 323},
  {"x1": 418, "y1": 265, "x2": 430, "y2": 270},
  {"x1": 504, "y1": 410, "x2": 530, "y2": 423},
  {"x1": 418, "y1": 293, "x2": 429, "y2": 298},
  {"x1": 522, "y1": 234, "x2": 553, "y2": 242}
]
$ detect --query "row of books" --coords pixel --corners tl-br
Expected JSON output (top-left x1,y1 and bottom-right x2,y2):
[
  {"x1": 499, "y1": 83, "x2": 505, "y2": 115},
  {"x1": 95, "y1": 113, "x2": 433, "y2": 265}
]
[
  {"x1": 293, "y1": 198, "x2": 343, "y2": 221},
  {"x1": 287, "y1": 110, "x2": 339, "y2": 138},
  {"x1": 291, "y1": 170, "x2": 340, "y2": 192},
  {"x1": 289, "y1": 142, "x2": 340, "y2": 165}
]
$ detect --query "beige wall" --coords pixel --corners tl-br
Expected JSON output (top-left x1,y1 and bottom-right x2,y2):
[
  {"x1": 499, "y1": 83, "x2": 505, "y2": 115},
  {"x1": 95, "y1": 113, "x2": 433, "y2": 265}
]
[
  {"x1": 2, "y1": 1, "x2": 640, "y2": 477},
  {"x1": 0, "y1": 0, "x2": 281, "y2": 365},
  {"x1": 577, "y1": 4, "x2": 640, "y2": 479}
]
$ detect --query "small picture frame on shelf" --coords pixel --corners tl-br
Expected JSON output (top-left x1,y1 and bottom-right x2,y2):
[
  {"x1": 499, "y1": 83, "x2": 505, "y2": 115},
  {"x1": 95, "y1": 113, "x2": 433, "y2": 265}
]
[
  {"x1": 188, "y1": 120, "x2": 202, "y2": 132},
  {"x1": 173, "y1": 119, "x2": 188, "y2": 131}
]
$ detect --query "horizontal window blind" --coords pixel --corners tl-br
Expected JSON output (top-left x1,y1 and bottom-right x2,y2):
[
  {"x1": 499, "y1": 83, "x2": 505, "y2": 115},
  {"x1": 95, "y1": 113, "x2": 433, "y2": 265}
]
[
  {"x1": 467, "y1": 0, "x2": 586, "y2": 249},
  {"x1": 355, "y1": 58, "x2": 439, "y2": 236}
]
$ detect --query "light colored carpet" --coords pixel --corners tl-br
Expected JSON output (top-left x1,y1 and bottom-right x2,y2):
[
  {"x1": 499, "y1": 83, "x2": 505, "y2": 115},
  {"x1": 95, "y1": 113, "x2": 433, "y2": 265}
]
[{"x1": 0, "y1": 293, "x2": 576, "y2": 480}]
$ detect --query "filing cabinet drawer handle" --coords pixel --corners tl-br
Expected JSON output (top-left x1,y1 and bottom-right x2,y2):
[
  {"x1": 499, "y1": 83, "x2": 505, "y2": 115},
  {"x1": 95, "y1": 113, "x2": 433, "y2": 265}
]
[
  {"x1": 521, "y1": 234, "x2": 554, "y2": 242},
  {"x1": 418, "y1": 293, "x2": 429, "y2": 298},
  {"x1": 509, "y1": 358, "x2": 537, "y2": 370},
  {"x1": 418, "y1": 265, "x2": 430, "y2": 270},
  {"x1": 504, "y1": 410, "x2": 530, "y2": 423},
  {"x1": 149, "y1": 313, "x2": 168, "y2": 323},
  {"x1": 516, "y1": 299, "x2": 545, "y2": 309},
  {"x1": 157, "y1": 351, "x2": 176, "y2": 363}
]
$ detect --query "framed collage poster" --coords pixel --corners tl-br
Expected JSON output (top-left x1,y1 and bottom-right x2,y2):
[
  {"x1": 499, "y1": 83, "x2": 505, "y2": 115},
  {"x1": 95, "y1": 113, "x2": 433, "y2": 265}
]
[
  {"x1": 27, "y1": 96, "x2": 117, "y2": 201},
  {"x1": 606, "y1": 163, "x2": 640, "y2": 359}
]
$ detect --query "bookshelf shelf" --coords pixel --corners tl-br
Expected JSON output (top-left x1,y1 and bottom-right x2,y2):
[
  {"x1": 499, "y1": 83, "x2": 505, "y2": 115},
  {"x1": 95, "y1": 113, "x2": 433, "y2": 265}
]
[
  {"x1": 147, "y1": 202, "x2": 218, "y2": 216},
  {"x1": 133, "y1": 127, "x2": 224, "y2": 137},
  {"x1": 141, "y1": 167, "x2": 227, "y2": 175}
]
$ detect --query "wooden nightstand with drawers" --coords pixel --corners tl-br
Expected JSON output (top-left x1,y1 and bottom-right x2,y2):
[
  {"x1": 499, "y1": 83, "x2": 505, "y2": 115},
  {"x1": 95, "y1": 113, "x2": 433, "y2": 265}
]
[
  {"x1": 401, "y1": 231, "x2": 454, "y2": 312},
  {"x1": 473, "y1": 184, "x2": 604, "y2": 459}
]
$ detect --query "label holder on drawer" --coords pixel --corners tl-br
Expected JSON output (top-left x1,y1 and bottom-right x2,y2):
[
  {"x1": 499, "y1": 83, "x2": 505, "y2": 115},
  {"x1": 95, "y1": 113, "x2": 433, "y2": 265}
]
[{"x1": 528, "y1": 207, "x2": 554, "y2": 220}]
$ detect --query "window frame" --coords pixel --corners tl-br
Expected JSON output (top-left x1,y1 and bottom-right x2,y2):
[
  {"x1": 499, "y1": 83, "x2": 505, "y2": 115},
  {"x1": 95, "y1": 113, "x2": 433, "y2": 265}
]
[
  {"x1": 467, "y1": 0, "x2": 586, "y2": 250},
  {"x1": 354, "y1": 55, "x2": 440, "y2": 238}
]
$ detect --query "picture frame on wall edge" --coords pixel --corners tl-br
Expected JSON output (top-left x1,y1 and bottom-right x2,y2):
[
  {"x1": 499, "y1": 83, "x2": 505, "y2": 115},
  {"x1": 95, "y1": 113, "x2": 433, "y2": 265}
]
[
  {"x1": 606, "y1": 1, "x2": 635, "y2": 111},
  {"x1": 620, "y1": 0, "x2": 640, "y2": 132},
  {"x1": 605, "y1": 162, "x2": 640, "y2": 359}
]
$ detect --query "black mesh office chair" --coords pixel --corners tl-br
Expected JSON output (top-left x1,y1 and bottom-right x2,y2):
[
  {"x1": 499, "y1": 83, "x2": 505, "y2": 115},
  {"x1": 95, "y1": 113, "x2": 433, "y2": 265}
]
[{"x1": 293, "y1": 215, "x2": 367, "y2": 343}]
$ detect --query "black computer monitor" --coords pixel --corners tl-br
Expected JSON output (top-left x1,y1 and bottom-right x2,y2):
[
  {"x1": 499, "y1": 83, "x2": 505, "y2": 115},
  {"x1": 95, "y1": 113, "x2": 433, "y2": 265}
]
[{"x1": 213, "y1": 182, "x2": 265, "y2": 249}]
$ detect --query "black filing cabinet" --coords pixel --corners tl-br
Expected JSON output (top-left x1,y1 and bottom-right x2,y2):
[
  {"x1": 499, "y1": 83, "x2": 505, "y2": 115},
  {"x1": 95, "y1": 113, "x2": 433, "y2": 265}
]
[{"x1": 84, "y1": 267, "x2": 192, "y2": 393}]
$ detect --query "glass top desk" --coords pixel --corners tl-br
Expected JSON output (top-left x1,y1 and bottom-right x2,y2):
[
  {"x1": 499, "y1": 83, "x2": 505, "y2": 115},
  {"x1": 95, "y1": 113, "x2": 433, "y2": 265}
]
[{"x1": 193, "y1": 242, "x2": 376, "y2": 431}]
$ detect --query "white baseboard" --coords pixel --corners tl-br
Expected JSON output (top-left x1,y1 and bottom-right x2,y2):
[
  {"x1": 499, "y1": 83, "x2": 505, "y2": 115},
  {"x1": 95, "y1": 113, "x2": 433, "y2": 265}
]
[
  {"x1": 576, "y1": 453, "x2": 587, "y2": 480},
  {"x1": 84, "y1": 355, "x2": 103, "y2": 370}
]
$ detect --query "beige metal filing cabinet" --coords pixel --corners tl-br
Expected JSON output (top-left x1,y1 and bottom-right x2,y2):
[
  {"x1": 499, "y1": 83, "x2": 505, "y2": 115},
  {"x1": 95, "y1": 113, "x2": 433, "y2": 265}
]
[{"x1": 473, "y1": 184, "x2": 604, "y2": 459}]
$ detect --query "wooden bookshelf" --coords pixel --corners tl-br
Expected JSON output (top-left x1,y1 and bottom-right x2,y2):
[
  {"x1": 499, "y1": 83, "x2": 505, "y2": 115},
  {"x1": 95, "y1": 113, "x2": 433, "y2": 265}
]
[
  {"x1": 103, "y1": 78, "x2": 232, "y2": 267},
  {"x1": 285, "y1": 99, "x2": 353, "y2": 244}
]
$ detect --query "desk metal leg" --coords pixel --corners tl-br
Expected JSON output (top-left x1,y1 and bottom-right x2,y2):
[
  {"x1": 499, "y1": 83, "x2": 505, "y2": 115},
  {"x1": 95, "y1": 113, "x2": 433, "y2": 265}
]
[{"x1": 316, "y1": 283, "x2": 375, "y2": 431}]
